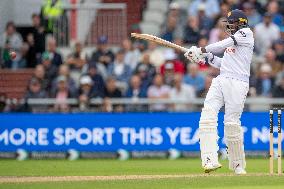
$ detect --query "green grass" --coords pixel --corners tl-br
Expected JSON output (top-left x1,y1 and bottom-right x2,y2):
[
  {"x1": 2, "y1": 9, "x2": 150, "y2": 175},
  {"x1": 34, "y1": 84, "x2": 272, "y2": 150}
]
[
  {"x1": 2, "y1": 177, "x2": 284, "y2": 189},
  {"x1": 0, "y1": 159, "x2": 283, "y2": 189},
  {"x1": 0, "y1": 159, "x2": 270, "y2": 176}
]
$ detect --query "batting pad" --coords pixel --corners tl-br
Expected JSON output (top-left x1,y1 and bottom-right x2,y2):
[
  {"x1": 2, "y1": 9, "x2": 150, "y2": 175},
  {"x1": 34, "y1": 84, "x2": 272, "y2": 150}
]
[
  {"x1": 224, "y1": 122, "x2": 246, "y2": 170},
  {"x1": 199, "y1": 107, "x2": 219, "y2": 166}
]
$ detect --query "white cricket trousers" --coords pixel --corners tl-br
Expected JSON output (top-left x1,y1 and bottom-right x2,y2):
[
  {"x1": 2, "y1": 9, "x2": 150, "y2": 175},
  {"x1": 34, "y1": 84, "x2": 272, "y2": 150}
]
[
  {"x1": 199, "y1": 75, "x2": 249, "y2": 168},
  {"x1": 204, "y1": 75, "x2": 249, "y2": 124}
]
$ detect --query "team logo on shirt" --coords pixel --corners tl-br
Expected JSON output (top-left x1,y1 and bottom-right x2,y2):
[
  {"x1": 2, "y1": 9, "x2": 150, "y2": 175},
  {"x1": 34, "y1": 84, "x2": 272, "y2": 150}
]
[
  {"x1": 239, "y1": 30, "x2": 246, "y2": 37},
  {"x1": 225, "y1": 47, "x2": 236, "y2": 53}
]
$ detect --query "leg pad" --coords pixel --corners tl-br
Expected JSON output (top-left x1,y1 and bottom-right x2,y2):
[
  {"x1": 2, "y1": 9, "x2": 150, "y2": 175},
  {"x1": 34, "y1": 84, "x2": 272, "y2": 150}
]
[
  {"x1": 199, "y1": 107, "x2": 219, "y2": 166},
  {"x1": 224, "y1": 122, "x2": 246, "y2": 170}
]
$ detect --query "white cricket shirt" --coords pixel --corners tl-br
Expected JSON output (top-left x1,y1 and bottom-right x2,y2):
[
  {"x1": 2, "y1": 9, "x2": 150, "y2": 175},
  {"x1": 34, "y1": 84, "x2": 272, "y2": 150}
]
[{"x1": 205, "y1": 28, "x2": 254, "y2": 82}]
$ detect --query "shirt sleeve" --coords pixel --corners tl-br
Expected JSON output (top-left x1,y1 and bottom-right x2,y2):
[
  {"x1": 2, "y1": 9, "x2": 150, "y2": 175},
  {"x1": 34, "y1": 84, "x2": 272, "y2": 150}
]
[
  {"x1": 205, "y1": 28, "x2": 253, "y2": 53},
  {"x1": 205, "y1": 37, "x2": 234, "y2": 54},
  {"x1": 231, "y1": 28, "x2": 253, "y2": 47},
  {"x1": 206, "y1": 53, "x2": 222, "y2": 68}
]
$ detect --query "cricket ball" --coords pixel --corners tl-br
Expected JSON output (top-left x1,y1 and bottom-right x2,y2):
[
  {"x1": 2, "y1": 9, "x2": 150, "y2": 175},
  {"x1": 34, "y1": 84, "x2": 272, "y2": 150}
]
[{"x1": 9, "y1": 51, "x2": 17, "y2": 60}]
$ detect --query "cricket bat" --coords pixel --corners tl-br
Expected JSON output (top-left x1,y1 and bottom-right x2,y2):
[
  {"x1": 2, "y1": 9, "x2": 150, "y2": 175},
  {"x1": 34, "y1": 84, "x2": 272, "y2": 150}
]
[{"x1": 131, "y1": 33, "x2": 188, "y2": 53}]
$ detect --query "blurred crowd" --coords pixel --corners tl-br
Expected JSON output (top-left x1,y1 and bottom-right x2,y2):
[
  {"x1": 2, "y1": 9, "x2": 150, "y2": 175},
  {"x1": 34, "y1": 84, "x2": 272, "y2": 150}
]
[{"x1": 1, "y1": 0, "x2": 284, "y2": 112}]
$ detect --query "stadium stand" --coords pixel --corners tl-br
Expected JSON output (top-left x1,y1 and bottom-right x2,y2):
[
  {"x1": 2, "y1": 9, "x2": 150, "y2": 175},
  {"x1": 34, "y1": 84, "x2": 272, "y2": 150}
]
[
  {"x1": 0, "y1": 0, "x2": 284, "y2": 113},
  {"x1": 0, "y1": 69, "x2": 34, "y2": 99}
]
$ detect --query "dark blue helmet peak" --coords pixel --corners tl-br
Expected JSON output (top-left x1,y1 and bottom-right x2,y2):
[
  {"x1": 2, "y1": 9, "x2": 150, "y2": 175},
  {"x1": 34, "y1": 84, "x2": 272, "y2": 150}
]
[{"x1": 227, "y1": 9, "x2": 248, "y2": 25}]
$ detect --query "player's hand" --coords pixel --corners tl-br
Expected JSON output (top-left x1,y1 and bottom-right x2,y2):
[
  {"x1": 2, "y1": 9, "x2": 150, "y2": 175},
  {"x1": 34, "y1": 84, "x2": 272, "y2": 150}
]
[{"x1": 184, "y1": 46, "x2": 205, "y2": 65}]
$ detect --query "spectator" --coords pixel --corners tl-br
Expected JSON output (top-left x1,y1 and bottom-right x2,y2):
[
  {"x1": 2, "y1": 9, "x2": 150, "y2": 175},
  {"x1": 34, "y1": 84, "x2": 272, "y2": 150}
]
[
  {"x1": 183, "y1": 63, "x2": 205, "y2": 95},
  {"x1": 107, "y1": 49, "x2": 132, "y2": 92},
  {"x1": 103, "y1": 77, "x2": 123, "y2": 112},
  {"x1": 133, "y1": 37, "x2": 147, "y2": 52},
  {"x1": 197, "y1": 4, "x2": 213, "y2": 37},
  {"x1": 255, "y1": 63, "x2": 275, "y2": 97},
  {"x1": 147, "y1": 74, "x2": 171, "y2": 112},
  {"x1": 223, "y1": 0, "x2": 239, "y2": 10},
  {"x1": 148, "y1": 41, "x2": 165, "y2": 69},
  {"x1": 104, "y1": 77, "x2": 122, "y2": 98},
  {"x1": 25, "y1": 78, "x2": 48, "y2": 99},
  {"x1": 91, "y1": 36, "x2": 115, "y2": 68},
  {"x1": 272, "y1": 74, "x2": 284, "y2": 98},
  {"x1": 0, "y1": 21, "x2": 23, "y2": 69},
  {"x1": 219, "y1": 2, "x2": 230, "y2": 18},
  {"x1": 121, "y1": 38, "x2": 141, "y2": 71},
  {"x1": 51, "y1": 75, "x2": 76, "y2": 112},
  {"x1": 125, "y1": 75, "x2": 148, "y2": 112},
  {"x1": 17, "y1": 43, "x2": 29, "y2": 68},
  {"x1": 78, "y1": 75, "x2": 97, "y2": 111},
  {"x1": 170, "y1": 73, "x2": 196, "y2": 111},
  {"x1": 198, "y1": 75, "x2": 213, "y2": 98},
  {"x1": 135, "y1": 52, "x2": 156, "y2": 90},
  {"x1": 267, "y1": 0, "x2": 283, "y2": 27},
  {"x1": 240, "y1": 0, "x2": 265, "y2": 15},
  {"x1": 66, "y1": 41, "x2": 88, "y2": 86},
  {"x1": 160, "y1": 49, "x2": 185, "y2": 86},
  {"x1": 275, "y1": 65, "x2": 284, "y2": 86},
  {"x1": 173, "y1": 38, "x2": 188, "y2": 65},
  {"x1": 168, "y1": 2, "x2": 187, "y2": 30},
  {"x1": 88, "y1": 61, "x2": 108, "y2": 81},
  {"x1": 198, "y1": 35, "x2": 209, "y2": 48},
  {"x1": 32, "y1": 64, "x2": 49, "y2": 91},
  {"x1": 41, "y1": 52, "x2": 58, "y2": 88},
  {"x1": 264, "y1": 49, "x2": 281, "y2": 77},
  {"x1": 51, "y1": 64, "x2": 77, "y2": 96},
  {"x1": 273, "y1": 40, "x2": 284, "y2": 64},
  {"x1": 160, "y1": 49, "x2": 185, "y2": 75},
  {"x1": 25, "y1": 33, "x2": 37, "y2": 68},
  {"x1": 188, "y1": 0, "x2": 220, "y2": 19},
  {"x1": 183, "y1": 16, "x2": 201, "y2": 44},
  {"x1": 41, "y1": 0, "x2": 63, "y2": 34},
  {"x1": 163, "y1": 62, "x2": 175, "y2": 87},
  {"x1": 208, "y1": 18, "x2": 227, "y2": 44},
  {"x1": 66, "y1": 41, "x2": 87, "y2": 71},
  {"x1": 242, "y1": 2, "x2": 261, "y2": 28},
  {"x1": 254, "y1": 13, "x2": 280, "y2": 56},
  {"x1": 31, "y1": 13, "x2": 45, "y2": 58},
  {"x1": 88, "y1": 64, "x2": 105, "y2": 98},
  {"x1": 126, "y1": 74, "x2": 147, "y2": 98},
  {"x1": 45, "y1": 37, "x2": 63, "y2": 67},
  {"x1": 24, "y1": 78, "x2": 48, "y2": 112},
  {"x1": 160, "y1": 15, "x2": 183, "y2": 42}
]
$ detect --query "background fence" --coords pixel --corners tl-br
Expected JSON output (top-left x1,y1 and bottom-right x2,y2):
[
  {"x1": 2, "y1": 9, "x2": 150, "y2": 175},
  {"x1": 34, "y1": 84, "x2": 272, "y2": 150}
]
[
  {"x1": 54, "y1": 3, "x2": 127, "y2": 47},
  {"x1": 18, "y1": 97, "x2": 284, "y2": 112}
]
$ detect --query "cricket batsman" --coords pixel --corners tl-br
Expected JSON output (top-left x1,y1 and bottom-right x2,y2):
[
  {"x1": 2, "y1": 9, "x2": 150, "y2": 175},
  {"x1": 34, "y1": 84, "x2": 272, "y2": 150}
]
[{"x1": 184, "y1": 9, "x2": 254, "y2": 174}]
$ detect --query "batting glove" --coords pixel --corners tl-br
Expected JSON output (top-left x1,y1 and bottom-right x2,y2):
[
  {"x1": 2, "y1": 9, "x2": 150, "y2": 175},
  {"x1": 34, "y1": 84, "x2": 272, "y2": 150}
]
[{"x1": 184, "y1": 46, "x2": 205, "y2": 65}]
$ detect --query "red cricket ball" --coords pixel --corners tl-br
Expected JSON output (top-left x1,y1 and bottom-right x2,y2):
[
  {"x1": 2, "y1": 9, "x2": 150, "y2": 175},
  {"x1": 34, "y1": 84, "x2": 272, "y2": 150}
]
[{"x1": 9, "y1": 51, "x2": 17, "y2": 60}]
